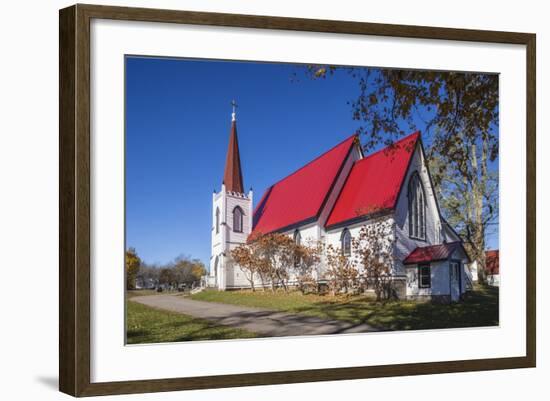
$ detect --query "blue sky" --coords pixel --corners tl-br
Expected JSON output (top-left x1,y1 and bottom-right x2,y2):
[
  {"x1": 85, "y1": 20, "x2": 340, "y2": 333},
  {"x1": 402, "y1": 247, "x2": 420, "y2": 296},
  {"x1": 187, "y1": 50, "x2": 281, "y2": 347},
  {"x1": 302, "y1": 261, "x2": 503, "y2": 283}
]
[{"x1": 125, "y1": 56, "x2": 499, "y2": 266}]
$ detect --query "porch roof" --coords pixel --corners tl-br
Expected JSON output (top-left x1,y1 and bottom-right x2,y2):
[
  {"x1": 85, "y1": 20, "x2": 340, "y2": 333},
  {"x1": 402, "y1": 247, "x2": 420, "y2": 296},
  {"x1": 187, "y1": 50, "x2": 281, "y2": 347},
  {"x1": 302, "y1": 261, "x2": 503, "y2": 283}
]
[{"x1": 403, "y1": 242, "x2": 466, "y2": 265}]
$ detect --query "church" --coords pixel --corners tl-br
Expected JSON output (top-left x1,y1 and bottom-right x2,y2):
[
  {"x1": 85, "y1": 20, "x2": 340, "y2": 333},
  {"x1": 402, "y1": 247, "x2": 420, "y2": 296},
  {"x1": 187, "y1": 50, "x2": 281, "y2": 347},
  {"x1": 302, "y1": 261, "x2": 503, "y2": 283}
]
[{"x1": 207, "y1": 108, "x2": 470, "y2": 301}]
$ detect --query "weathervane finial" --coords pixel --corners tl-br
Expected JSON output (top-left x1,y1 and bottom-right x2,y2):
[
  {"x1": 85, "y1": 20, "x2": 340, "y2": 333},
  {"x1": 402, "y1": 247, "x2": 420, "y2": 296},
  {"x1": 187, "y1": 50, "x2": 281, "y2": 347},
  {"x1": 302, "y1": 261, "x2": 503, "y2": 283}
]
[{"x1": 231, "y1": 99, "x2": 237, "y2": 122}]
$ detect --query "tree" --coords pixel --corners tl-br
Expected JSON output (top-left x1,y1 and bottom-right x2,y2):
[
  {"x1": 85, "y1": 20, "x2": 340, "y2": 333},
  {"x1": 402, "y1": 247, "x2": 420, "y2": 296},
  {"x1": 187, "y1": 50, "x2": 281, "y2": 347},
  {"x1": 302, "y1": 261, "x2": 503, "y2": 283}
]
[
  {"x1": 169, "y1": 256, "x2": 208, "y2": 288},
  {"x1": 171, "y1": 256, "x2": 195, "y2": 287},
  {"x1": 190, "y1": 259, "x2": 207, "y2": 282},
  {"x1": 158, "y1": 267, "x2": 176, "y2": 288},
  {"x1": 242, "y1": 232, "x2": 303, "y2": 292},
  {"x1": 323, "y1": 244, "x2": 358, "y2": 295},
  {"x1": 125, "y1": 248, "x2": 141, "y2": 290},
  {"x1": 352, "y1": 220, "x2": 396, "y2": 301},
  {"x1": 428, "y1": 142, "x2": 498, "y2": 283},
  {"x1": 135, "y1": 263, "x2": 159, "y2": 289},
  {"x1": 231, "y1": 243, "x2": 266, "y2": 291},
  {"x1": 303, "y1": 67, "x2": 498, "y2": 283},
  {"x1": 263, "y1": 233, "x2": 303, "y2": 292},
  {"x1": 232, "y1": 233, "x2": 322, "y2": 293},
  {"x1": 294, "y1": 241, "x2": 322, "y2": 294}
]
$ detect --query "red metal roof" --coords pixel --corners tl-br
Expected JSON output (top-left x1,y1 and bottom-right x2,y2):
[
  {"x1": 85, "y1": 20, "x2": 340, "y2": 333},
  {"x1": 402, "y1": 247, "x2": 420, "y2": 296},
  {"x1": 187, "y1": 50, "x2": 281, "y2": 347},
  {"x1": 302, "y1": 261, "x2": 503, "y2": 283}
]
[
  {"x1": 485, "y1": 250, "x2": 499, "y2": 275},
  {"x1": 252, "y1": 135, "x2": 358, "y2": 235},
  {"x1": 403, "y1": 242, "x2": 464, "y2": 265},
  {"x1": 325, "y1": 132, "x2": 420, "y2": 227}
]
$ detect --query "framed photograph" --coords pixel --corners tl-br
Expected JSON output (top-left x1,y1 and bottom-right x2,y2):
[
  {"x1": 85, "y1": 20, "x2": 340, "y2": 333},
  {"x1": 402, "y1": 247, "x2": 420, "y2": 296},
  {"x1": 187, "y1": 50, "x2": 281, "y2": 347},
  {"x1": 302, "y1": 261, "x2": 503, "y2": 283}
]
[{"x1": 59, "y1": 4, "x2": 536, "y2": 397}]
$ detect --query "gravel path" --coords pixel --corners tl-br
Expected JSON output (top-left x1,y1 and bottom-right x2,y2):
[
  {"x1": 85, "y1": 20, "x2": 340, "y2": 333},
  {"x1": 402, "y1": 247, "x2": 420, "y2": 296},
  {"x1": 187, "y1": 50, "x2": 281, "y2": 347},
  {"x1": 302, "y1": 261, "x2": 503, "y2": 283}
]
[{"x1": 130, "y1": 294, "x2": 377, "y2": 337}]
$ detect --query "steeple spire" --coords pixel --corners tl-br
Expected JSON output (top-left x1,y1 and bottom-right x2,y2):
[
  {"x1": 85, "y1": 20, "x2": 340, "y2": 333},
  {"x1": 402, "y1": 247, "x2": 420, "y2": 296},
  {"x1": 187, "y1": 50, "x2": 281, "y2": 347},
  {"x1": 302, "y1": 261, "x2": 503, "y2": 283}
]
[
  {"x1": 231, "y1": 99, "x2": 237, "y2": 122},
  {"x1": 223, "y1": 101, "x2": 244, "y2": 193}
]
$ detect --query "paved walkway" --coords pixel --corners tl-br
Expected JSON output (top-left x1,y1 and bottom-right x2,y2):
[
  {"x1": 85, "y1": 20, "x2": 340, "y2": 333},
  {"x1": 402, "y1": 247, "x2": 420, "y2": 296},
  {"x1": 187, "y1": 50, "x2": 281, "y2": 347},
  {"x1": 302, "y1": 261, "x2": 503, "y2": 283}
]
[{"x1": 131, "y1": 294, "x2": 377, "y2": 337}]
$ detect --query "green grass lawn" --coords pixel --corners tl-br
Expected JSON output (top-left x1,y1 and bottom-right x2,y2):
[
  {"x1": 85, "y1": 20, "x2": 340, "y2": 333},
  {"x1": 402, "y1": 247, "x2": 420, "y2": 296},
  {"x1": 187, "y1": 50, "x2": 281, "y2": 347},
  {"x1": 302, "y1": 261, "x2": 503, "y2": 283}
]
[
  {"x1": 191, "y1": 284, "x2": 499, "y2": 331},
  {"x1": 126, "y1": 300, "x2": 258, "y2": 344}
]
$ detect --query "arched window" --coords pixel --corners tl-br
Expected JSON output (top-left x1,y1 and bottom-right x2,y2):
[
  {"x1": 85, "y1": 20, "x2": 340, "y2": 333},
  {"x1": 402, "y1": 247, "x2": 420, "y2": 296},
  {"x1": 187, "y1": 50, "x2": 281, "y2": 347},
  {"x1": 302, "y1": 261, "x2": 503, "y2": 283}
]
[
  {"x1": 293, "y1": 230, "x2": 302, "y2": 267},
  {"x1": 233, "y1": 206, "x2": 244, "y2": 233},
  {"x1": 341, "y1": 228, "x2": 351, "y2": 256},
  {"x1": 408, "y1": 172, "x2": 426, "y2": 240},
  {"x1": 215, "y1": 207, "x2": 220, "y2": 234}
]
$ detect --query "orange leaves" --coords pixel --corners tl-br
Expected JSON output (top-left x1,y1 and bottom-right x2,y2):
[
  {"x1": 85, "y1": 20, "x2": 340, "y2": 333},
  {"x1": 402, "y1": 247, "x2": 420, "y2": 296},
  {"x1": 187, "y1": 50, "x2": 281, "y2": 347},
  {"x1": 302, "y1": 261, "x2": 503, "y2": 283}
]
[{"x1": 125, "y1": 248, "x2": 141, "y2": 290}]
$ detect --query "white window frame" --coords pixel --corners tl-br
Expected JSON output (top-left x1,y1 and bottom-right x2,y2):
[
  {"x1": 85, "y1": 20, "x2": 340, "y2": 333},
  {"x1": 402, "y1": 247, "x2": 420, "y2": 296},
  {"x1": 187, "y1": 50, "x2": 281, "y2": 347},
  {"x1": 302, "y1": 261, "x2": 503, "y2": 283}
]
[
  {"x1": 408, "y1": 172, "x2": 426, "y2": 241},
  {"x1": 418, "y1": 263, "x2": 431, "y2": 288},
  {"x1": 341, "y1": 228, "x2": 352, "y2": 257},
  {"x1": 233, "y1": 206, "x2": 244, "y2": 233}
]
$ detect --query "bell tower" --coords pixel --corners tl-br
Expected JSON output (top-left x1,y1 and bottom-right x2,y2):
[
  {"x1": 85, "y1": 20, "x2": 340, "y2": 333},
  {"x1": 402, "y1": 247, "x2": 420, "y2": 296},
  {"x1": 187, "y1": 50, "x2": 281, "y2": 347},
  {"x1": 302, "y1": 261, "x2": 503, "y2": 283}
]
[{"x1": 210, "y1": 101, "x2": 253, "y2": 290}]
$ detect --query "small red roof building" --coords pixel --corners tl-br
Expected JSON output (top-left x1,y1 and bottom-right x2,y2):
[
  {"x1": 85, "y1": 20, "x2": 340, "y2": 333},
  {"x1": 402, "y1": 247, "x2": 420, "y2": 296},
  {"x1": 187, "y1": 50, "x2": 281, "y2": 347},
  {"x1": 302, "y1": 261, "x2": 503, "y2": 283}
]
[{"x1": 485, "y1": 250, "x2": 499, "y2": 275}]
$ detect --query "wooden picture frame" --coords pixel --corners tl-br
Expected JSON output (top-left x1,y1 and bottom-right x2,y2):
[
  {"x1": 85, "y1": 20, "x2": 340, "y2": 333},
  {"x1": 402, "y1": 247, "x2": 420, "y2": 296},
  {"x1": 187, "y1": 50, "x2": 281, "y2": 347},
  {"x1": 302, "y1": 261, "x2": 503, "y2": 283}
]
[{"x1": 59, "y1": 3, "x2": 536, "y2": 397}]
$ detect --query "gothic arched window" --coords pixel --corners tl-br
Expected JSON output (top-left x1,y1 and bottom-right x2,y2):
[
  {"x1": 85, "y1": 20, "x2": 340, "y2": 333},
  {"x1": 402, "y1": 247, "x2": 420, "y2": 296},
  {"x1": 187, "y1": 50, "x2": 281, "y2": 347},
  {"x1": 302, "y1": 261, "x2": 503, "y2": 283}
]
[
  {"x1": 408, "y1": 172, "x2": 426, "y2": 240},
  {"x1": 294, "y1": 230, "x2": 301, "y2": 246},
  {"x1": 293, "y1": 230, "x2": 302, "y2": 267},
  {"x1": 233, "y1": 206, "x2": 244, "y2": 233},
  {"x1": 341, "y1": 228, "x2": 351, "y2": 256},
  {"x1": 215, "y1": 207, "x2": 220, "y2": 234}
]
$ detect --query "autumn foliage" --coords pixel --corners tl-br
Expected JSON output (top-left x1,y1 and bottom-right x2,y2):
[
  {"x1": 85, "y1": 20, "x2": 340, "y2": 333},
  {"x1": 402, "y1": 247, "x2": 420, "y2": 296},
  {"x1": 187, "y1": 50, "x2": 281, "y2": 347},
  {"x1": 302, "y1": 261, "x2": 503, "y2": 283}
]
[
  {"x1": 352, "y1": 222, "x2": 396, "y2": 300},
  {"x1": 232, "y1": 220, "x2": 396, "y2": 300},
  {"x1": 125, "y1": 248, "x2": 207, "y2": 290},
  {"x1": 231, "y1": 232, "x2": 321, "y2": 292},
  {"x1": 125, "y1": 247, "x2": 141, "y2": 290}
]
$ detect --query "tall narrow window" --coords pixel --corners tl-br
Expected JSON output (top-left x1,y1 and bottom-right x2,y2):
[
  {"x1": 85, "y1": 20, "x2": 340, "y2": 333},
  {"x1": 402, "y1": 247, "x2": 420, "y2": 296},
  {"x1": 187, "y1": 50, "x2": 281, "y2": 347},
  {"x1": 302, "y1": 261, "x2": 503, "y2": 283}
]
[
  {"x1": 418, "y1": 263, "x2": 431, "y2": 288},
  {"x1": 408, "y1": 172, "x2": 426, "y2": 240},
  {"x1": 450, "y1": 261, "x2": 460, "y2": 283},
  {"x1": 341, "y1": 228, "x2": 351, "y2": 256},
  {"x1": 233, "y1": 206, "x2": 244, "y2": 233},
  {"x1": 294, "y1": 230, "x2": 301, "y2": 246},
  {"x1": 293, "y1": 230, "x2": 302, "y2": 267},
  {"x1": 215, "y1": 207, "x2": 220, "y2": 234}
]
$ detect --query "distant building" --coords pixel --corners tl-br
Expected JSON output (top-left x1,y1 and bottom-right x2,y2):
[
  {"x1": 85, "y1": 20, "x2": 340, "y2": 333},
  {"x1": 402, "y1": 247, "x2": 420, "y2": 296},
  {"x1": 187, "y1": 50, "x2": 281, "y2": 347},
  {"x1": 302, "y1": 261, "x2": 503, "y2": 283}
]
[
  {"x1": 485, "y1": 250, "x2": 500, "y2": 286},
  {"x1": 466, "y1": 250, "x2": 500, "y2": 287},
  {"x1": 208, "y1": 108, "x2": 469, "y2": 302}
]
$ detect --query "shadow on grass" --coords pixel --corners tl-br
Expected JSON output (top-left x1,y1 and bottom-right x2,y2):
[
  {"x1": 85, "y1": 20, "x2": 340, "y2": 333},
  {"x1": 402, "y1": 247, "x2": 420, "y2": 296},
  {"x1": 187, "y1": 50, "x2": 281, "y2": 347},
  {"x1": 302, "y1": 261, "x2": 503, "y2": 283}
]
[
  {"x1": 128, "y1": 285, "x2": 499, "y2": 344},
  {"x1": 290, "y1": 285, "x2": 499, "y2": 331}
]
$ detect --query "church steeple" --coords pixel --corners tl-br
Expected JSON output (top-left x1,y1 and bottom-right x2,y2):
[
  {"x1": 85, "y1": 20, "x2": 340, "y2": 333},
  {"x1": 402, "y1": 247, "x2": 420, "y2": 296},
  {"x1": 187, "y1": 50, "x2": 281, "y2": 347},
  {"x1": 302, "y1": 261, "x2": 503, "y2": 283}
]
[
  {"x1": 211, "y1": 101, "x2": 253, "y2": 290},
  {"x1": 223, "y1": 101, "x2": 244, "y2": 193}
]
